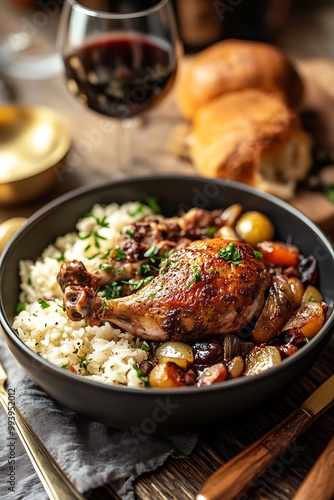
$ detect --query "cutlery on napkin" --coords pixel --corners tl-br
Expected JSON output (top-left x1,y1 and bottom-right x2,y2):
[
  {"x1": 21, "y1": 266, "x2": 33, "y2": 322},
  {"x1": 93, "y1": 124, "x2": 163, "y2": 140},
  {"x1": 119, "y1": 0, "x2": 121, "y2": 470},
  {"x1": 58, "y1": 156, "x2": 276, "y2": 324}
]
[
  {"x1": 0, "y1": 359, "x2": 85, "y2": 500},
  {"x1": 197, "y1": 374, "x2": 334, "y2": 500},
  {"x1": 0, "y1": 337, "x2": 197, "y2": 500}
]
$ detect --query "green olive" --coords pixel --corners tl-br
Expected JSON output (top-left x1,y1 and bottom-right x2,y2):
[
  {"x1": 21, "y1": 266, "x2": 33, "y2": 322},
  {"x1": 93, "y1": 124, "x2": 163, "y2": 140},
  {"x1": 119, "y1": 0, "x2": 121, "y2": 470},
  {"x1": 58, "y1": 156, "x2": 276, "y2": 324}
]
[{"x1": 235, "y1": 211, "x2": 275, "y2": 247}]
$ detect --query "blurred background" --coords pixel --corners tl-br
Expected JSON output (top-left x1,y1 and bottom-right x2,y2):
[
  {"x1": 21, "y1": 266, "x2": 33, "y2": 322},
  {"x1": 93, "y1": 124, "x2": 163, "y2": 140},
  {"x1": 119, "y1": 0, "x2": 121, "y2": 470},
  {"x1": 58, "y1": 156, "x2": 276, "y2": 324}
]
[
  {"x1": 1, "y1": 0, "x2": 333, "y2": 100},
  {"x1": 1, "y1": 0, "x2": 333, "y2": 105},
  {"x1": 2, "y1": 0, "x2": 334, "y2": 58},
  {"x1": 1, "y1": 0, "x2": 334, "y2": 219}
]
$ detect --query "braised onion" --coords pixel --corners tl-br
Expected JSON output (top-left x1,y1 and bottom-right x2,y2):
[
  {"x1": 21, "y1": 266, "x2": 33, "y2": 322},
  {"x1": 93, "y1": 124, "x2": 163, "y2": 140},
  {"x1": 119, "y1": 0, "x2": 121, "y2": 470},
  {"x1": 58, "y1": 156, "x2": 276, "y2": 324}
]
[{"x1": 252, "y1": 275, "x2": 295, "y2": 344}]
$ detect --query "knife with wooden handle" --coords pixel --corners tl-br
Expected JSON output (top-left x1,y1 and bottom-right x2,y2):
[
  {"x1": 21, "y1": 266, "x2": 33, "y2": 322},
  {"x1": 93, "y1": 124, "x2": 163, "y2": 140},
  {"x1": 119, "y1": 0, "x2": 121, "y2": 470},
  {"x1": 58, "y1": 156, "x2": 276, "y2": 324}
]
[
  {"x1": 196, "y1": 374, "x2": 334, "y2": 500},
  {"x1": 292, "y1": 434, "x2": 334, "y2": 500}
]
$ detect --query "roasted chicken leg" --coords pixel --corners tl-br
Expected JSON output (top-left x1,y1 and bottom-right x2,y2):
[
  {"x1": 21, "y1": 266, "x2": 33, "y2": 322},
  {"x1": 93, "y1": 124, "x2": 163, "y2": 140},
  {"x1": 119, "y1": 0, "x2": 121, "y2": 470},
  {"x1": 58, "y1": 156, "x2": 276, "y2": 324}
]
[{"x1": 62, "y1": 238, "x2": 270, "y2": 342}]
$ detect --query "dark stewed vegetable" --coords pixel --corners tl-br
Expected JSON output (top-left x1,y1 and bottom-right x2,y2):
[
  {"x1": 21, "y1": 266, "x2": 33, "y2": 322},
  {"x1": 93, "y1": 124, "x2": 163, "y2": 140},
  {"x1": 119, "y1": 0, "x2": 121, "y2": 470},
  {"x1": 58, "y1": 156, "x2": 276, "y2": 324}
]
[{"x1": 252, "y1": 275, "x2": 295, "y2": 344}]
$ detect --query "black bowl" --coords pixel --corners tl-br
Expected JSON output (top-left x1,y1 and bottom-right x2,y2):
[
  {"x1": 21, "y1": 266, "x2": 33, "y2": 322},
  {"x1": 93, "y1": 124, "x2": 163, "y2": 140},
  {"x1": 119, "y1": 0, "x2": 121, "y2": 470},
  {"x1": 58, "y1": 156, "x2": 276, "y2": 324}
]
[{"x1": 1, "y1": 175, "x2": 333, "y2": 431}]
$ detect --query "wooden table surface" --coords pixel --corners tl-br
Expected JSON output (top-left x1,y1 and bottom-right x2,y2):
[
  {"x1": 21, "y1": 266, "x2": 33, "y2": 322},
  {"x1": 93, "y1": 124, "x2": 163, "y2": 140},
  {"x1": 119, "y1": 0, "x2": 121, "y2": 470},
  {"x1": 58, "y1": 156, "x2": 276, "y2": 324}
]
[{"x1": 1, "y1": 2, "x2": 334, "y2": 499}]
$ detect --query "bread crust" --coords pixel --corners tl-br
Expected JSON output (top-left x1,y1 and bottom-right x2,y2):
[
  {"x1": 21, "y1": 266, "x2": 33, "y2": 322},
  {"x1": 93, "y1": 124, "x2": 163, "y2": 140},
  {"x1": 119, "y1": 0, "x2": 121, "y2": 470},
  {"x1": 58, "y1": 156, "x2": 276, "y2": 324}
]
[
  {"x1": 190, "y1": 89, "x2": 311, "y2": 199},
  {"x1": 177, "y1": 39, "x2": 304, "y2": 118}
]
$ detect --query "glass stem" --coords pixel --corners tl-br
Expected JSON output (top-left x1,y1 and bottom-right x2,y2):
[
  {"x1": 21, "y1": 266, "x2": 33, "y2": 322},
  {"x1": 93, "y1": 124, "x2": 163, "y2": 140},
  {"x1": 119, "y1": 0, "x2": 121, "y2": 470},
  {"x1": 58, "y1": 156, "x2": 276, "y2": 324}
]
[{"x1": 115, "y1": 118, "x2": 132, "y2": 177}]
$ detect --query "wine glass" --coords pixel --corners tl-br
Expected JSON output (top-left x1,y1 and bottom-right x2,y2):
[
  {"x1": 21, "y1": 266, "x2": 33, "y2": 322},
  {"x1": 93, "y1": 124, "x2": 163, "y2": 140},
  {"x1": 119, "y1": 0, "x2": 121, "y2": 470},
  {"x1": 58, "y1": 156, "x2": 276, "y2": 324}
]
[{"x1": 58, "y1": 0, "x2": 179, "y2": 175}]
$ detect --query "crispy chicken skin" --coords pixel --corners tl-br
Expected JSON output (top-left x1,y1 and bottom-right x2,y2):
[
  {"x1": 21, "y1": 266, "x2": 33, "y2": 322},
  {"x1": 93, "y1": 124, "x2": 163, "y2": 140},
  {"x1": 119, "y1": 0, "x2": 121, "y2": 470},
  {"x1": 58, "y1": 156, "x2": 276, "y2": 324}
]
[
  {"x1": 62, "y1": 239, "x2": 270, "y2": 342},
  {"x1": 57, "y1": 207, "x2": 227, "y2": 297}
]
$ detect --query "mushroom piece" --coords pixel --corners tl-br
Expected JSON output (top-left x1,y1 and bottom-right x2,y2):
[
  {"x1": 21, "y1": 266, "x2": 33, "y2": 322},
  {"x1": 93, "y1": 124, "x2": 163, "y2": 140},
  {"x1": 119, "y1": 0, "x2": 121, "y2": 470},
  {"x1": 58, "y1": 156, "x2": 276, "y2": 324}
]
[
  {"x1": 244, "y1": 346, "x2": 282, "y2": 376},
  {"x1": 252, "y1": 274, "x2": 295, "y2": 344}
]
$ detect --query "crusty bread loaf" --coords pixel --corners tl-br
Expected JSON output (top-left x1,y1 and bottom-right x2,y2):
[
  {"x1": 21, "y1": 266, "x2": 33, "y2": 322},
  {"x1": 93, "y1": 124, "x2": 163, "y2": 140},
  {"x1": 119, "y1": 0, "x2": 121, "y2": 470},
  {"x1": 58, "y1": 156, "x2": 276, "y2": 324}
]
[
  {"x1": 190, "y1": 89, "x2": 312, "y2": 199},
  {"x1": 177, "y1": 39, "x2": 304, "y2": 119}
]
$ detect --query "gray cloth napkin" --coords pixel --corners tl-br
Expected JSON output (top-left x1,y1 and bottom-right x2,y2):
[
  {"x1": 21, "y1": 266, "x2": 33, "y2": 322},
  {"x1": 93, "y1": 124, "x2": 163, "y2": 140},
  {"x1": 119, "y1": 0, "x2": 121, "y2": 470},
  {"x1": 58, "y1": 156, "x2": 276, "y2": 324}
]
[{"x1": 0, "y1": 336, "x2": 197, "y2": 500}]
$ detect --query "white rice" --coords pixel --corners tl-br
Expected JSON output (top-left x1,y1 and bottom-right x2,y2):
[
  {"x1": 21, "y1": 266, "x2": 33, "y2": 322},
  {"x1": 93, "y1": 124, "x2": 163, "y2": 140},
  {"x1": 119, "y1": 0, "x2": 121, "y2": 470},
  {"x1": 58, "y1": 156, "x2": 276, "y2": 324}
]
[{"x1": 12, "y1": 201, "x2": 157, "y2": 388}]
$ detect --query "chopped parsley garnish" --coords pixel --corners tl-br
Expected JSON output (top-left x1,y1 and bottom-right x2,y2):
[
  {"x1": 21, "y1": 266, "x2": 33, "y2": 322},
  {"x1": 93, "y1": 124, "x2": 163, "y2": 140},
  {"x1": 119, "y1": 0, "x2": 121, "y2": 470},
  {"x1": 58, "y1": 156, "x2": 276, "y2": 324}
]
[
  {"x1": 83, "y1": 213, "x2": 110, "y2": 228},
  {"x1": 186, "y1": 264, "x2": 203, "y2": 288},
  {"x1": 303, "y1": 337, "x2": 310, "y2": 344},
  {"x1": 144, "y1": 196, "x2": 161, "y2": 214},
  {"x1": 101, "y1": 249, "x2": 112, "y2": 260},
  {"x1": 99, "y1": 263, "x2": 113, "y2": 273},
  {"x1": 140, "y1": 341, "x2": 151, "y2": 351},
  {"x1": 125, "y1": 229, "x2": 134, "y2": 238},
  {"x1": 60, "y1": 363, "x2": 69, "y2": 369},
  {"x1": 92, "y1": 232, "x2": 107, "y2": 249},
  {"x1": 177, "y1": 452, "x2": 191, "y2": 459},
  {"x1": 87, "y1": 252, "x2": 100, "y2": 260},
  {"x1": 130, "y1": 204, "x2": 145, "y2": 217},
  {"x1": 114, "y1": 248, "x2": 126, "y2": 261},
  {"x1": 193, "y1": 265, "x2": 202, "y2": 282},
  {"x1": 144, "y1": 245, "x2": 159, "y2": 259},
  {"x1": 78, "y1": 356, "x2": 89, "y2": 371},
  {"x1": 78, "y1": 220, "x2": 108, "y2": 250},
  {"x1": 133, "y1": 364, "x2": 150, "y2": 387},
  {"x1": 81, "y1": 232, "x2": 106, "y2": 250},
  {"x1": 98, "y1": 282, "x2": 123, "y2": 300},
  {"x1": 253, "y1": 250, "x2": 263, "y2": 259},
  {"x1": 16, "y1": 302, "x2": 26, "y2": 314},
  {"x1": 324, "y1": 186, "x2": 334, "y2": 203},
  {"x1": 206, "y1": 226, "x2": 217, "y2": 237},
  {"x1": 143, "y1": 245, "x2": 166, "y2": 268},
  {"x1": 73, "y1": 348, "x2": 79, "y2": 354},
  {"x1": 218, "y1": 242, "x2": 242, "y2": 265},
  {"x1": 39, "y1": 299, "x2": 50, "y2": 310},
  {"x1": 78, "y1": 233, "x2": 91, "y2": 241},
  {"x1": 56, "y1": 253, "x2": 66, "y2": 262},
  {"x1": 161, "y1": 259, "x2": 171, "y2": 273},
  {"x1": 136, "y1": 263, "x2": 157, "y2": 275},
  {"x1": 207, "y1": 267, "x2": 214, "y2": 274},
  {"x1": 122, "y1": 275, "x2": 155, "y2": 291}
]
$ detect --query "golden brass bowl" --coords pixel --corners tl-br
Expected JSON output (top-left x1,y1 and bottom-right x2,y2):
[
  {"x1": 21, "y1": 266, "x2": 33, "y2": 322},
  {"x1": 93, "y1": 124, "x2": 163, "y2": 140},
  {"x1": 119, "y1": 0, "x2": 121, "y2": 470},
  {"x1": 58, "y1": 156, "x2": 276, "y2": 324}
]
[
  {"x1": 0, "y1": 105, "x2": 71, "y2": 205},
  {"x1": 0, "y1": 218, "x2": 27, "y2": 255}
]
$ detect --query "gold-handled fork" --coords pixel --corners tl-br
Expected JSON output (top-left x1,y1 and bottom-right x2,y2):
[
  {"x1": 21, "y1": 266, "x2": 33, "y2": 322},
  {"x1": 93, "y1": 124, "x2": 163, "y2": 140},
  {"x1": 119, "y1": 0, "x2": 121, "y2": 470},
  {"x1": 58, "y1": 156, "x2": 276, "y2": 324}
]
[{"x1": 0, "y1": 360, "x2": 86, "y2": 500}]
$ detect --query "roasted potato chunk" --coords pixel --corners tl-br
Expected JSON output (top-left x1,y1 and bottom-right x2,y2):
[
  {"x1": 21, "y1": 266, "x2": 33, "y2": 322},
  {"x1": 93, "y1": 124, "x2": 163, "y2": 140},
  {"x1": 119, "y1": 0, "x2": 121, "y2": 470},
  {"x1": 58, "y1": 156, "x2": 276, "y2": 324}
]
[{"x1": 280, "y1": 302, "x2": 326, "y2": 340}]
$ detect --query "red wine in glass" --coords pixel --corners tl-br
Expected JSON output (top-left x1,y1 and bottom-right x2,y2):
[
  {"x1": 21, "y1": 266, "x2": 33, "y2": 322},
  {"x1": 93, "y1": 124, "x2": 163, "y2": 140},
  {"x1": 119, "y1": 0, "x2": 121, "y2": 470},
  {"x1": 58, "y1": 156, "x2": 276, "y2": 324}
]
[
  {"x1": 59, "y1": 0, "x2": 179, "y2": 174},
  {"x1": 64, "y1": 33, "x2": 177, "y2": 119}
]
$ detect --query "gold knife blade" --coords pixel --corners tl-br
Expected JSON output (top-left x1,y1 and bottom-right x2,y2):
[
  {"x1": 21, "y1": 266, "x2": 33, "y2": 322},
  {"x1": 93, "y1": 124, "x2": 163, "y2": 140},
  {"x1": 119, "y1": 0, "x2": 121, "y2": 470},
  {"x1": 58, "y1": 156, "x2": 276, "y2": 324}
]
[
  {"x1": 301, "y1": 373, "x2": 334, "y2": 418},
  {"x1": 197, "y1": 374, "x2": 334, "y2": 500}
]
